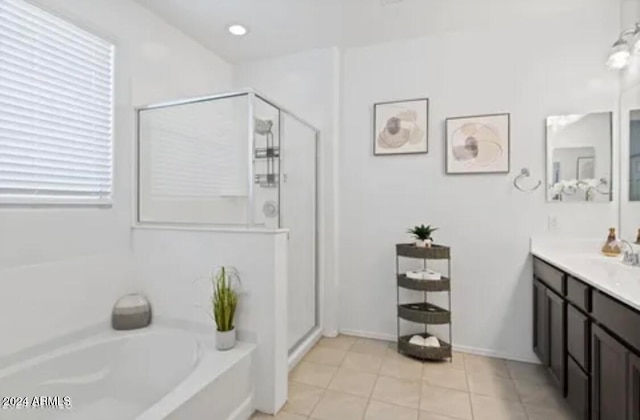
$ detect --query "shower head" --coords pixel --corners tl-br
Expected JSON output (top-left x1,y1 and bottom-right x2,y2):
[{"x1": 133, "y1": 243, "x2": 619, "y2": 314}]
[{"x1": 254, "y1": 118, "x2": 273, "y2": 136}]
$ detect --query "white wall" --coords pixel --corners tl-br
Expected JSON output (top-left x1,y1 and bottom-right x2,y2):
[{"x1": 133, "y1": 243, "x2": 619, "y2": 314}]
[
  {"x1": 338, "y1": 0, "x2": 621, "y2": 361},
  {"x1": 235, "y1": 48, "x2": 342, "y2": 336},
  {"x1": 0, "y1": 0, "x2": 232, "y2": 358},
  {"x1": 132, "y1": 228, "x2": 289, "y2": 414}
]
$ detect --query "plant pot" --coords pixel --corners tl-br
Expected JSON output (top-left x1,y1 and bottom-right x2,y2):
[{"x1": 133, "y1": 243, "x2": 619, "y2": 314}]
[
  {"x1": 216, "y1": 328, "x2": 236, "y2": 351},
  {"x1": 415, "y1": 239, "x2": 433, "y2": 248}
]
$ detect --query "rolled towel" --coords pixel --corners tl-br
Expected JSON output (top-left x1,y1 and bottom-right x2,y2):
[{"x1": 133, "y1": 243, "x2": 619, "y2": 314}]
[
  {"x1": 423, "y1": 336, "x2": 441, "y2": 348},
  {"x1": 409, "y1": 335, "x2": 426, "y2": 346},
  {"x1": 406, "y1": 269, "x2": 442, "y2": 281}
]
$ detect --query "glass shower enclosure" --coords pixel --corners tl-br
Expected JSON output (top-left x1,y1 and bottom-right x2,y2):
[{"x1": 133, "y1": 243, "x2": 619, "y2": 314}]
[{"x1": 136, "y1": 89, "x2": 319, "y2": 351}]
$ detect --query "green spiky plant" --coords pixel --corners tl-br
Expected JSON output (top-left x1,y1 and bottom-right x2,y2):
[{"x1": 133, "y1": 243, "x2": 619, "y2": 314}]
[
  {"x1": 407, "y1": 224, "x2": 438, "y2": 241},
  {"x1": 211, "y1": 267, "x2": 239, "y2": 332}
]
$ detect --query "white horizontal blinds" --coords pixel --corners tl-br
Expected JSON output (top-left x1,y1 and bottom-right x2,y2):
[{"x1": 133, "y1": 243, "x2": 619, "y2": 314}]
[{"x1": 0, "y1": 0, "x2": 114, "y2": 202}]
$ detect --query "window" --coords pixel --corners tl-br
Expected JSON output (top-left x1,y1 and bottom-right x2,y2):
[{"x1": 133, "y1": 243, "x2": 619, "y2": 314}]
[{"x1": 0, "y1": 0, "x2": 114, "y2": 204}]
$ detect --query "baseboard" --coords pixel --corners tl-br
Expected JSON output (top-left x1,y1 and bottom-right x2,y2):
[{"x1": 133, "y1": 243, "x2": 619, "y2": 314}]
[
  {"x1": 338, "y1": 330, "x2": 540, "y2": 364},
  {"x1": 228, "y1": 393, "x2": 253, "y2": 420},
  {"x1": 338, "y1": 329, "x2": 396, "y2": 342}
]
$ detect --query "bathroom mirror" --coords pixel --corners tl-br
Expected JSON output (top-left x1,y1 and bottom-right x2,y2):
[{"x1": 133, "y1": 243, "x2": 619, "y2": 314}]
[
  {"x1": 546, "y1": 112, "x2": 613, "y2": 202},
  {"x1": 630, "y1": 110, "x2": 640, "y2": 202}
]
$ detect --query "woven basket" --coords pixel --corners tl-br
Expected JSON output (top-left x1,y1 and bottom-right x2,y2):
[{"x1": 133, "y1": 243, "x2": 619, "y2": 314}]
[
  {"x1": 396, "y1": 243, "x2": 450, "y2": 259},
  {"x1": 398, "y1": 302, "x2": 450, "y2": 324},
  {"x1": 398, "y1": 334, "x2": 452, "y2": 360},
  {"x1": 397, "y1": 274, "x2": 451, "y2": 292}
]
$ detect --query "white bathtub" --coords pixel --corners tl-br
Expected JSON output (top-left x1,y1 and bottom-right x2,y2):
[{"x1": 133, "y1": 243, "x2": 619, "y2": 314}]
[{"x1": 0, "y1": 325, "x2": 255, "y2": 420}]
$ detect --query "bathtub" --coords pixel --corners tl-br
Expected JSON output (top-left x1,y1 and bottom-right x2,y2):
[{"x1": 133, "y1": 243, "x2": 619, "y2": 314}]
[{"x1": 0, "y1": 325, "x2": 255, "y2": 420}]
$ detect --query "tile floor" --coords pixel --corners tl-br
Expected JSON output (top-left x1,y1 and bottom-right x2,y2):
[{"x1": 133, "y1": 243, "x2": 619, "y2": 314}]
[{"x1": 251, "y1": 335, "x2": 576, "y2": 420}]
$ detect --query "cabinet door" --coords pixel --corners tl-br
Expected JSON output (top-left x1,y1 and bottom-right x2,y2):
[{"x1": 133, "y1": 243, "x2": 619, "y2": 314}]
[
  {"x1": 592, "y1": 324, "x2": 628, "y2": 420},
  {"x1": 567, "y1": 356, "x2": 590, "y2": 420},
  {"x1": 547, "y1": 288, "x2": 566, "y2": 392},
  {"x1": 534, "y1": 279, "x2": 549, "y2": 365},
  {"x1": 629, "y1": 352, "x2": 640, "y2": 420}
]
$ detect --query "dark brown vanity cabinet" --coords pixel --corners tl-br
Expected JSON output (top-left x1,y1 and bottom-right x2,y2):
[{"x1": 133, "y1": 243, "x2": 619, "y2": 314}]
[
  {"x1": 533, "y1": 260, "x2": 566, "y2": 393},
  {"x1": 592, "y1": 324, "x2": 627, "y2": 420},
  {"x1": 533, "y1": 257, "x2": 640, "y2": 420},
  {"x1": 628, "y1": 353, "x2": 640, "y2": 420}
]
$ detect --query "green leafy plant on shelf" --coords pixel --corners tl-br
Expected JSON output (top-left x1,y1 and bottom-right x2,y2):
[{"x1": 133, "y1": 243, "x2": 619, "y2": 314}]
[
  {"x1": 407, "y1": 224, "x2": 438, "y2": 248},
  {"x1": 211, "y1": 266, "x2": 239, "y2": 333}
]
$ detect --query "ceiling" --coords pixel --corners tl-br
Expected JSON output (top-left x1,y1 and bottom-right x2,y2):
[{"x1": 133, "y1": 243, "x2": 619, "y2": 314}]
[{"x1": 133, "y1": 0, "x2": 612, "y2": 63}]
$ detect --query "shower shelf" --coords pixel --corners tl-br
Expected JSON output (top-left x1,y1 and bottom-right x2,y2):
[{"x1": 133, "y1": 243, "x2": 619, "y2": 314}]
[
  {"x1": 254, "y1": 174, "x2": 279, "y2": 188},
  {"x1": 396, "y1": 243, "x2": 453, "y2": 362},
  {"x1": 254, "y1": 147, "x2": 280, "y2": 159}
]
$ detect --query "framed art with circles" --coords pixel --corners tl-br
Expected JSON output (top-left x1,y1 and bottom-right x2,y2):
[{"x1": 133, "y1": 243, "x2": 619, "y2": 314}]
[
  {"x1": 446, "y1": 113, "x2": 510, "y2": 174},
  {"x1": 373, "y1": 98, "x2": 429, "y2": 156}
]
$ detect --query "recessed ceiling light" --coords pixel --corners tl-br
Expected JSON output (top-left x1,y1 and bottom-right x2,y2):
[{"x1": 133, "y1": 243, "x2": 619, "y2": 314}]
[{"x1": 227, "y1": 24, "x2": 248, "y2": 36}]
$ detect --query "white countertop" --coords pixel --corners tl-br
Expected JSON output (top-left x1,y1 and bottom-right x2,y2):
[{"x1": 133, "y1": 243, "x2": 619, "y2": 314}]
[{"x1": 530, "y1": 236, "x2": 640, "y2": 311}]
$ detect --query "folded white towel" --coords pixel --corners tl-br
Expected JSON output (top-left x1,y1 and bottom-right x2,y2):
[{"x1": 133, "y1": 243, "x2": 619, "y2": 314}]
[
  {"x1": 409, "y1": 335, "x2": 425, "y2": 346},
  {"x1": 423, "y1": 336, "x2": 440, "y2": 348},
  {"x1": 406, "y1": 269, "x2": 441, "y2": 280}
]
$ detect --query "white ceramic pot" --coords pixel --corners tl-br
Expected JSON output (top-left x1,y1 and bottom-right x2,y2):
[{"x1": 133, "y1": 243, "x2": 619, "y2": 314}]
[
  {"x1": 425, "y1": 239, "x2": 433, "y2": 248},
  {"x1": 415, "y1": 239, "x2": 427, "y2": 248},
  {"x1": 216, "y1": 328, "x2": 236, "y2": 351}
]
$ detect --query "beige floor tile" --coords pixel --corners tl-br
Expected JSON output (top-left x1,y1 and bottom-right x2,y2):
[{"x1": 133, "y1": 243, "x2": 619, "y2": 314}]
[
  {"x1": 371, "y1": 375, "x2": 422, "y2": 409},
  {"x1": 420, "y1": 384, "x2": 472, "y2": 420},
  {"x1": 379, "y1": 353, "x2": 424, "y2": 381},
  {"x1": 422, "y1": 365, "x2": 468, "y2": 391},
  {"x1": 341, "y1": 352, "x2": 384, "y2": 374},
  {"x1": 310, "y1": 390, "x2": 368, "y2": 420},
  {"x1": 364, "y1": 400, "x2": 418, "y2": 420},
  {"x1": 449, "y1": 352, "x2": 466, "y2": 370},
  {"x1": 419, "y1": 411, "x2": 464, "y2": 420},
  {"x1": 283, "y1": 381, "x2": 325, "y2": 416},
  {"x1": 524, "y1": 402, "x2": 575, "y2": 420},
  {"x1": 351, "y1": 338, "x2": 391, "y2": 356},
  {"x1": 467, "y1": 373, "x2": 519, "y2": 401},
  {"x1": 470, "y1": 394, "x2": 527, "y2": 420},
  {"x1": 328, "y1": 368, "x2": 377, "y2": 397},
  {"x1": 304, "y1": 346, "x2": 348, "y2": 367},
  {"x1": 316, "y1": 335, "x2": 356, "y2": 351},
  {"x1": 463, "y1": 354, "x2": 510, "y2": 378},
  {"x1": 505, "y1": 360, "x2": 551, "y2": 385},
  {"x1": 513, "y1": 378, "x2": 566, "y2": 408},
  {"x1": 252, "y1": 411, "x2": 307, "y2": 420},
  {"x1": 290, "y1": 361, "x2": 337, "y2": 388}
]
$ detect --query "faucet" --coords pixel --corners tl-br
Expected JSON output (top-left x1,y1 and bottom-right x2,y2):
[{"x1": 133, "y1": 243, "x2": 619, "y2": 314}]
[{"x1": 620, "y1": 240, "x2": 640, "y2": 267}]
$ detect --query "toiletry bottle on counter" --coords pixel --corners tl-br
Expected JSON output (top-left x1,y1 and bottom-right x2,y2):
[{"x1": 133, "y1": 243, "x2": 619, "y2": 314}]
[
  {"x1": 636, "y1": 228, "x2": 640, "y2": 245},
  {"x1": 602, "y1": 227, "x2": 621, "y2": 257}
]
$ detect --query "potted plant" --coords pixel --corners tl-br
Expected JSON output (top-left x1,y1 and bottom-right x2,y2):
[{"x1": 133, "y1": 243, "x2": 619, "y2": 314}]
[
  {"x1": 408, "y1": 224, "x2": 438, "y2": 248},
  {"x1": 211, "y1": 266, "x2": 239, "y2": 351}
]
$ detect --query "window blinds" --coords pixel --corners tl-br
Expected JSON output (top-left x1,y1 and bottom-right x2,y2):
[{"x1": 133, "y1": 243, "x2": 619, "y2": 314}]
[{"x1": 0, "y1": 0, "x2": 114, "y2": 203}]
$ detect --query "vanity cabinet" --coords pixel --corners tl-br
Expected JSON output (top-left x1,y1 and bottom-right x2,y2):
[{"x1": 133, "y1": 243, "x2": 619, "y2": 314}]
[
  {"x1": 533, "y1": 256, "x2": 640, "y2": 420},
  {"x1": 592, "y1": 324, "x2": 628, "y2": 420}
]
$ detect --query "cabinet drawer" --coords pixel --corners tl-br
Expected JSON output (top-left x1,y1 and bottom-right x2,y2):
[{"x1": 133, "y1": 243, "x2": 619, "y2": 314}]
[
  {"x1": 593, "y1": 291, "x2": 640, "y2": 351},
  {"x1": 534, "y1": 258, "x2": 565, "y2": 296},
  {"x1": 567, "y1": 304, "x2": 589, "y2": 371},
  {"x1": 566, "y1": 356, "x2": 589, "y2": 420},
  {"x1": 567, "y1": 276, "x2": 591, "y2": 312}
]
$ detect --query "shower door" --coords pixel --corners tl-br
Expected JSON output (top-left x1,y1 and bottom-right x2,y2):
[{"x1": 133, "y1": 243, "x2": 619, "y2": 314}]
[{"x1": 280, "y1": 113, "x2": 318, "y2": 350}]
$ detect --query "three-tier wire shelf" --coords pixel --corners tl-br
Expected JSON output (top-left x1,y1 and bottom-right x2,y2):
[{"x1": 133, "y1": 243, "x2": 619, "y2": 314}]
[{"x1": 396, "y1": 243, "x2": 453, "y2": 361}]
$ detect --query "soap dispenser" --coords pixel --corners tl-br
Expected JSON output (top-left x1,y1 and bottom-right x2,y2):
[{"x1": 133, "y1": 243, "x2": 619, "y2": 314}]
[{"x1": 602, "y1": 227, "x2": 621, "y2": 257}]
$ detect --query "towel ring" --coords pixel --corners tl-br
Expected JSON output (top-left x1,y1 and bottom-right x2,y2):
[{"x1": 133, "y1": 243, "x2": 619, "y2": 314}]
[{"x1": 513, "y1": 168, "x2": 542, "y2": 192}]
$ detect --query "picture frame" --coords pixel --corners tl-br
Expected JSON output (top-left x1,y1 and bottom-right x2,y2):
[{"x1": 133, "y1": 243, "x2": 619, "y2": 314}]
[
  {"x1": 373, "y1": 98, "x2": 429, "y2": 156},
  {"x1": 445, "y1": 113, "x2": 510, "y2": 174}
]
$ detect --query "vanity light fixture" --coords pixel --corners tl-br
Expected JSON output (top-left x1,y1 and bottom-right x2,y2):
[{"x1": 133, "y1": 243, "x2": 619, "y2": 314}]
[
  {"x1": 607, "y1": 23, "x2": 640, "y2": 69},
  {"x1": 227, "y1": 24, "x2": 248, "y2": 36}
]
